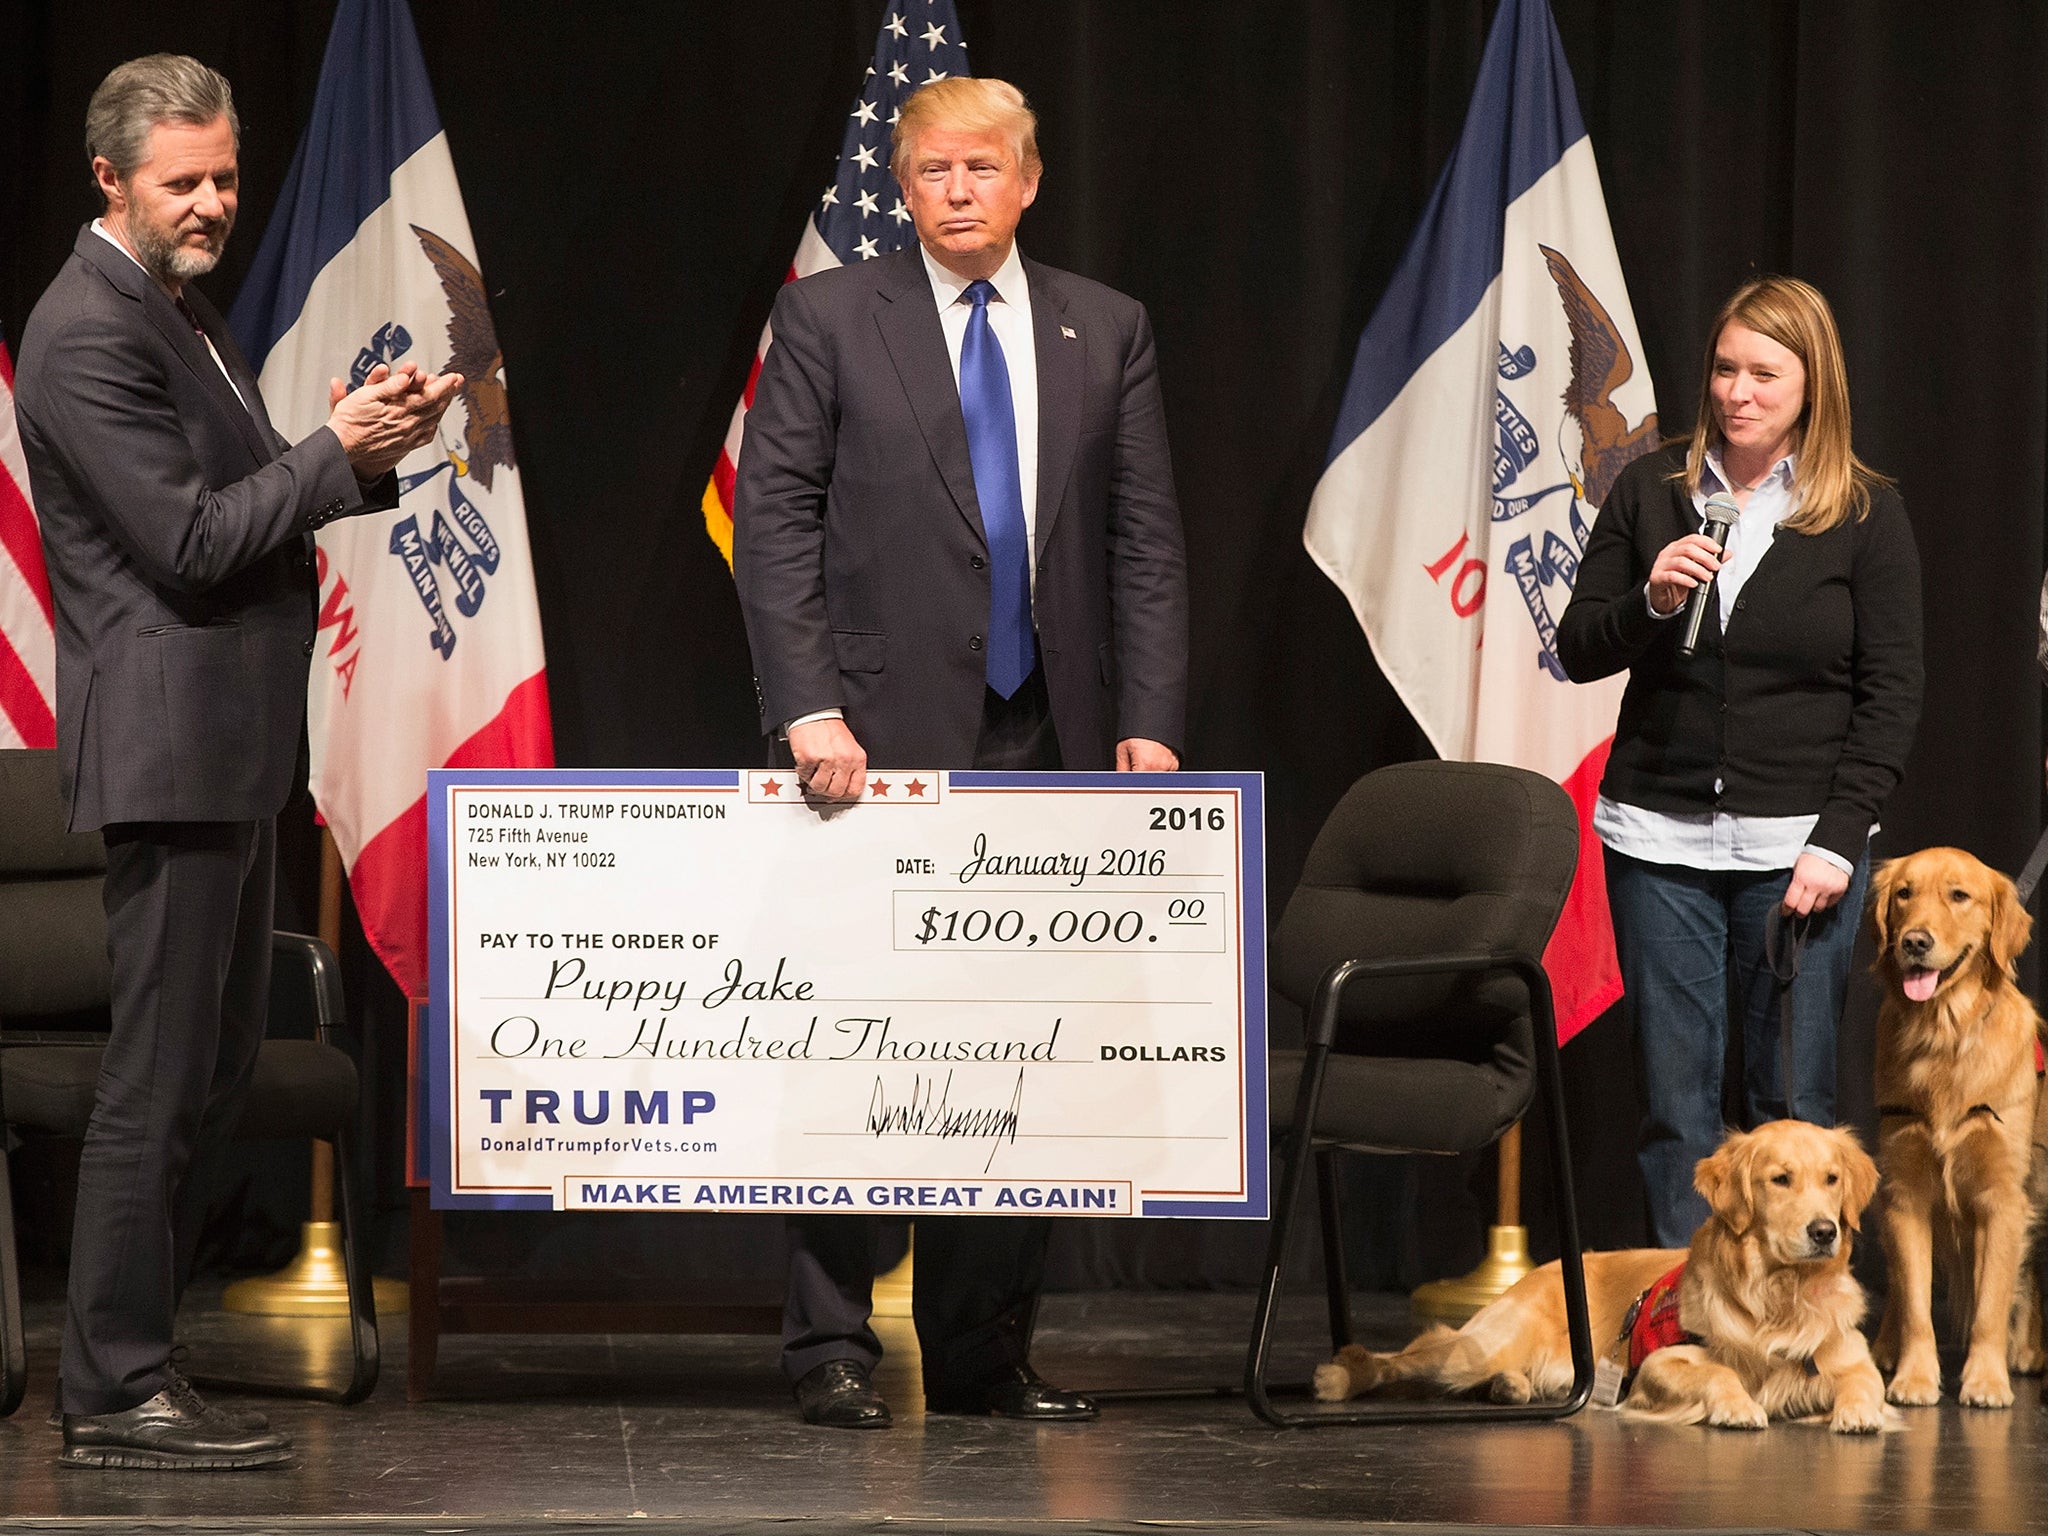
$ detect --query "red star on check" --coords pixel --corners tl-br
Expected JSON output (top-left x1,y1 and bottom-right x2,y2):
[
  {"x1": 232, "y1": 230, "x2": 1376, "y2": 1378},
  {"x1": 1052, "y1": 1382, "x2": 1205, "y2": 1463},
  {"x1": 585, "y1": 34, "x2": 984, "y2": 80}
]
[
  {"x1": 905, "y1": 779, "x2": 927, "y2": 797},
  {"x1": 761, "y1": 778, "x2": 783, "y2": 796},
  {"x1": 869, "y1": 779, "x2": 891, "y2": 797}
]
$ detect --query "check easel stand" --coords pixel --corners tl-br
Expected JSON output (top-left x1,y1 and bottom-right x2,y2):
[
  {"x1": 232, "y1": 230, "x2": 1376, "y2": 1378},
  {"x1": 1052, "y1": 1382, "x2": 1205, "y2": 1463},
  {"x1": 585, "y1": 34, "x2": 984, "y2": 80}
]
[{"x1": 402, "y1": 999, "x2": 780, "y2": 1399}]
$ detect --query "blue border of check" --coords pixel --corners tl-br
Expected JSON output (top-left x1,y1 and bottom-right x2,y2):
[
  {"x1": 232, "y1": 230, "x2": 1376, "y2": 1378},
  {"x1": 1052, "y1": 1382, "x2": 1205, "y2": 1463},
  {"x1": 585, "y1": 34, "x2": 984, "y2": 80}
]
[{"x1": 425, "y1": 767, "x2": 1269, "y2": 1219}]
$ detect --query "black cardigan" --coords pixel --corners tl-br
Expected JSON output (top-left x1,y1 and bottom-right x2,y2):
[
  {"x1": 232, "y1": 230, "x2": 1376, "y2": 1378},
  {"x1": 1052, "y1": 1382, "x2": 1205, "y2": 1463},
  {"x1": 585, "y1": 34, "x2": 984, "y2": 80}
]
[{"x1": 1556, "y1": 443, "x2": 1923, "y2": 863}]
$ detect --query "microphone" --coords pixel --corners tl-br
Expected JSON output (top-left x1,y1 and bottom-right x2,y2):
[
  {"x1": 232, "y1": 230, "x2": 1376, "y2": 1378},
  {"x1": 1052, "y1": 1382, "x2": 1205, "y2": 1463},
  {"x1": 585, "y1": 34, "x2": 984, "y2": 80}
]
[{"x1": 1678, "y1": 492, "x2": 1740, "y2": 659}]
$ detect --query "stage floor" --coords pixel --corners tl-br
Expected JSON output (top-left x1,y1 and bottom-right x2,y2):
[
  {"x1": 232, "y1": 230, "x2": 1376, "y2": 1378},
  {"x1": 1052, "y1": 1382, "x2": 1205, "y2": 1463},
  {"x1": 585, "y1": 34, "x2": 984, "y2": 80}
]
[{"x1": 2, "y1": 1279, "x2": 2045, "y2": 1534}]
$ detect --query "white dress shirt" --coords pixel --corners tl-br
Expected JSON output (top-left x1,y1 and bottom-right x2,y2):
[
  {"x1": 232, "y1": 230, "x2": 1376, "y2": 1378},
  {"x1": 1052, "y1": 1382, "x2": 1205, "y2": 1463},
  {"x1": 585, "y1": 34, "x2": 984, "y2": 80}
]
[
  {"x1": 91, "y1": 218, "x2": 251, "y2": 414},
  {"x1": 787, "y1": 242, "x2": 1039, "y2": 736},
  {"x1": 1595, "y1": 448, "x2": 1857, "y2": 875}
]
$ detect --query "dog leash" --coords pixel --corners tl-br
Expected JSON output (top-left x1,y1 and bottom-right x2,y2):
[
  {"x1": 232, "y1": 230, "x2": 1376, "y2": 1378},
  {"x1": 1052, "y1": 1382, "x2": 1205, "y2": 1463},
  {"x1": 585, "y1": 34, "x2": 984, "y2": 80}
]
[
  {"x1": 2016, "y1": 825, "x2": 2048, "y2": 906},
  {"x1": 1762, "y1": 905, "x2": 1809, "y2": 1121}
]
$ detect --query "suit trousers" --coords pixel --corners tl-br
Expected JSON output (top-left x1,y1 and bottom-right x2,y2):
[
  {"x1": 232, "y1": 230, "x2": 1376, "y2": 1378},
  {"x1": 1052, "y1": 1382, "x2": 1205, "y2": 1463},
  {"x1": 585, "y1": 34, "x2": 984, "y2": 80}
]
[
  {"x1": 59, "y1": 818, "x2": 275, "y2": 1414},
  {"x1": 782, "y1": 668, "x2": 1062, "y2": 1390}
]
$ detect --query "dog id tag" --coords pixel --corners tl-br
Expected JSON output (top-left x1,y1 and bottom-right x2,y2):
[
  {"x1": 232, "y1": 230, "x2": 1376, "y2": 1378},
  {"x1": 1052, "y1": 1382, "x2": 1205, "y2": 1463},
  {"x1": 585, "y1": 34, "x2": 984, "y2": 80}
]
[{"x1": 1591, "y1": 1353, "x2": 1628, "y2": 1409}]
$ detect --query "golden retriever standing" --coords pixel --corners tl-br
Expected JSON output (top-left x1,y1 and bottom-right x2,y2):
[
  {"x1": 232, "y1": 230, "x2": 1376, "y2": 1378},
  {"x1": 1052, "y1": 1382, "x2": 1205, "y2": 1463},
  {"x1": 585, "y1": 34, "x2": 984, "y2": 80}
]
[
  {"x1": 1868, "y1": 847, "x2": 2044, "y2": 1409},
  {"x1": 1313, "y1": 1121, "x2": 1886, "y2": 1432}
]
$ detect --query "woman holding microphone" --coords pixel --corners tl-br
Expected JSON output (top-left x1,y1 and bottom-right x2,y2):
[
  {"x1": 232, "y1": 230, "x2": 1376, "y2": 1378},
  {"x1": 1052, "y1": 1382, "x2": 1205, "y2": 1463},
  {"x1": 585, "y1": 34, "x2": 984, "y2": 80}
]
[{"x1": 1558, "y1": 275, "x2": 1922, "y2": 1245}]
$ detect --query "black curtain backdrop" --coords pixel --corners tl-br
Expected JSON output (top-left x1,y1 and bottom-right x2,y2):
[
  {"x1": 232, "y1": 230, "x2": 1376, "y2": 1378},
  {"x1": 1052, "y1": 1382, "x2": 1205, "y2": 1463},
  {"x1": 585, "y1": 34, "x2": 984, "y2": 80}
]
[{"x1": 3, "y1": 1, "x2": 2045, "y2": 1295}]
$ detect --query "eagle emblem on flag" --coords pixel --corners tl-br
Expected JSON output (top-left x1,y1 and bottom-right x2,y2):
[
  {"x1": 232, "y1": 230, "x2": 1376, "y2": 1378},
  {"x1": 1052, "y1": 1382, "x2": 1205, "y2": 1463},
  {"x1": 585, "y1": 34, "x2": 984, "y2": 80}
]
[
  {"x1": 412, "y1": 224, "x2": 516, "y2": 490},
  {"x1": 1539, "y1": 242, "x2": 1658, "y2": 508}
]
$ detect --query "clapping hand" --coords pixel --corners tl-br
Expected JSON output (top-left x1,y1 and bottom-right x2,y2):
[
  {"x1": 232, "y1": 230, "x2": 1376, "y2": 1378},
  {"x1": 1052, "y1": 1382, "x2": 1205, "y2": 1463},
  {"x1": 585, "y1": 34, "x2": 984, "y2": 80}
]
[{"x1": 327, "y1": 361, "x2": 465, "y2": 481}]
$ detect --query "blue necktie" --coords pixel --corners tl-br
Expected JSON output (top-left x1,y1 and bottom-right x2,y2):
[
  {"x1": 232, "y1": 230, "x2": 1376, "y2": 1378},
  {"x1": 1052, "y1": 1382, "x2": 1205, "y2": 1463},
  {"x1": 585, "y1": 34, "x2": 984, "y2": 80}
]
[{"x1": 959, "y1": 279, "x2": 1034, "y2": 698}]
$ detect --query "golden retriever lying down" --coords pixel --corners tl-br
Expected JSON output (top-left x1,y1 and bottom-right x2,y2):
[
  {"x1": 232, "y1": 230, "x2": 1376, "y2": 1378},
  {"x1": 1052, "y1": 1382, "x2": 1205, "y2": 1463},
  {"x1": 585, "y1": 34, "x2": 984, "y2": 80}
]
[
  {"x1": 1867, "y1": 847, "x2": 2045, "y2": 1409},
  {"x1": 1313, "y1": 1121, "x2": 1887, "y2": 1432}
]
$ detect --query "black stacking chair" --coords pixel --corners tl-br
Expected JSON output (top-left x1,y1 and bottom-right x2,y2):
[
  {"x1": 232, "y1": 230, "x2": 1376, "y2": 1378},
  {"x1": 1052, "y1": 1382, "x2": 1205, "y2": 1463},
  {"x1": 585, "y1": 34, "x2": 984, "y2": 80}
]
[
  {"x1": 0, "y1": 748, "x2": 377, "y2": 1415},
  {"x1": 1246, "y1": 759, "x2": 1592, "y2": 1426}
]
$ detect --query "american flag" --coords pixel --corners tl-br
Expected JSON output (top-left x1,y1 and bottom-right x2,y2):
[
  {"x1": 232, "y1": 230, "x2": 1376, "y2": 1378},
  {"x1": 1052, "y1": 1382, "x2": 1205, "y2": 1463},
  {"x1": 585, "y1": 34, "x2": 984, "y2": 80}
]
[
  {"x1": 0, "y1": 327, "x2": 56, "y2": 749},
  {"x1": 700, "y1": 0, "x2": 970, "y2": 566}
]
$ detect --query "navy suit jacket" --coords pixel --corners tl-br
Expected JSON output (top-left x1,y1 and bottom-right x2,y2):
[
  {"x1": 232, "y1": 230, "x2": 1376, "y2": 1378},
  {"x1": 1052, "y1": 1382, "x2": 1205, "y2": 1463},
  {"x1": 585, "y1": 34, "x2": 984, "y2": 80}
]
[
  {"x1": 732, "y1": 247, "x2": 1188, "y2": 771},
  {"x1": 14, "y1": 226, "x2": 388, "y2": 830}
]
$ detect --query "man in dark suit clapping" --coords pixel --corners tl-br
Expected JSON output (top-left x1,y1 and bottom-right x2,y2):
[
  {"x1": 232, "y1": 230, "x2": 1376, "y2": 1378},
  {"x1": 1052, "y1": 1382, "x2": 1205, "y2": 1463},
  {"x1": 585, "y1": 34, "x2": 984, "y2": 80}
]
[
  {"x1": 13, "y1": 54, "x2": 461, "y2": 1470},
  {"x1": 733, "y1": 77, "x2": 1189, "y2": 1429}
]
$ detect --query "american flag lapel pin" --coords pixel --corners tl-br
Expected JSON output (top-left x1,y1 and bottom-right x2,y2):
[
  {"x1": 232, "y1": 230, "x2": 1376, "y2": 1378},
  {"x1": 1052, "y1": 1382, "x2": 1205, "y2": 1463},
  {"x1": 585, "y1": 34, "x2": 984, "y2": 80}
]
[{"x1": 1060, "y1": 325, "x2": 1077, "y2": 339}]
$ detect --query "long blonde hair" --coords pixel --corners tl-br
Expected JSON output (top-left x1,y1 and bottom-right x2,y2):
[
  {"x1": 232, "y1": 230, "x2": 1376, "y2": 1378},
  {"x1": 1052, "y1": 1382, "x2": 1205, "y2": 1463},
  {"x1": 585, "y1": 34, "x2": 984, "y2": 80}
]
[{"x1": 1677, "y1": 275, "x2": 1889, "y2": 533}]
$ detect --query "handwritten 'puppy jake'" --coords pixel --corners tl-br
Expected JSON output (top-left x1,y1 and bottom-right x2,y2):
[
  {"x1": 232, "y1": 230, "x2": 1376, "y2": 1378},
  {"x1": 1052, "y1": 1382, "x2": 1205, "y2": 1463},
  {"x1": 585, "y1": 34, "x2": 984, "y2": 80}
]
[
  {"x1": 1868, "y1": 847, "x2": 2045, "y2": 1409},
  {"x1": 1313, "y1": 1121, "x2": 1886, "y2": 1432}
]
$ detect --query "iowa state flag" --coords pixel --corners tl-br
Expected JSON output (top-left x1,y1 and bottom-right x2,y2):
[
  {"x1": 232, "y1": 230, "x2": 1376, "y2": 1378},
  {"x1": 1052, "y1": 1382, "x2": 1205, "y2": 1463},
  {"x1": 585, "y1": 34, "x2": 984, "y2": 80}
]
[
  {"x1": 231, "y1": 0, "x2": 552, "y2": 1000},
  {"x1": 1303, "y1": 0, "x2": 1656, "y2": 1043}
]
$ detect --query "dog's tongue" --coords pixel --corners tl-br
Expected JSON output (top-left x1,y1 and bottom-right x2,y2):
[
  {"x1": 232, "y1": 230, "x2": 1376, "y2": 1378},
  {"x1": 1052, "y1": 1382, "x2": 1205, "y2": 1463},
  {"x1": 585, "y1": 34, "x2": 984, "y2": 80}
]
[{"x1": 1902, "y1": 967, "x2": 1940, "y2": 1002}]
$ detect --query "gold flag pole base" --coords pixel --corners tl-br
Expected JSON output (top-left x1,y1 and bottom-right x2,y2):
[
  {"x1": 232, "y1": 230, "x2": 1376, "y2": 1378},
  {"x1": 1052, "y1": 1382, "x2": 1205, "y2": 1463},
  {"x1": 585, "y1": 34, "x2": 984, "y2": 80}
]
[
  {"x1": 872, "y1": 1229, "x2": 914, "y2": 1319},
  {"x1": 1412, "y1": 1121, "x2": 1533, "y2": 1324},
  {"x1": 1409, "y1": 1224, "x2": 1532, "y2": 1324},
  {"x1": 221, "y1": 835, "x2": 406, "y2": 1320},
  {"x1": 221, "y1": 1221, "x2": 408, "y2": 1317}
]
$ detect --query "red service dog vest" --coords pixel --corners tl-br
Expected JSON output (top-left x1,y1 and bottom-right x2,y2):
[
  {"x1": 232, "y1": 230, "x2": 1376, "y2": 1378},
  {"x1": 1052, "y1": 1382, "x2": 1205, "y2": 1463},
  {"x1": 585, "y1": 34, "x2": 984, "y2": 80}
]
[{"x1": 1625, "y1": 1262, "x2": 1699, "y2": 1376}]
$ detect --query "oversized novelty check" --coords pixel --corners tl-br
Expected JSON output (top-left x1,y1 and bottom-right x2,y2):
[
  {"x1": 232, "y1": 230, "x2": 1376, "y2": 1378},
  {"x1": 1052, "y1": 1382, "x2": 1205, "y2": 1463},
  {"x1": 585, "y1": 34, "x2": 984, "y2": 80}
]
[{"x1": 426, "y1": 769, "x2": 1267, "y2": 1217}]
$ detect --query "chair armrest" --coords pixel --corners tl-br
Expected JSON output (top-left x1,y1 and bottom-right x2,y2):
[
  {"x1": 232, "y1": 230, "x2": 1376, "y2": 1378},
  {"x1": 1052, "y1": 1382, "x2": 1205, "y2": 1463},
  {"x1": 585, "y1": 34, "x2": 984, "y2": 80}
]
[
  {"x1": 1304, "y1": 947, "x2": 1555, "y2": 1051},
  {"x1": 0, "y1": 1031, "x2": 111, "y2": 1048},
  {"x1": 271, "y1": 931, "x2": 350, "y2": 1050}
]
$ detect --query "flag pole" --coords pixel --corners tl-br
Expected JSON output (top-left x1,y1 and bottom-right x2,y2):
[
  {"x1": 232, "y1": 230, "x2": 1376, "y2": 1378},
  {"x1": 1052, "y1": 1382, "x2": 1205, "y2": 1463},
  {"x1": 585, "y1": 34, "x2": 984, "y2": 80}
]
[
  {"x1": 1408, "y1": 1122, "x2": 1533, "y2": 1323},
  {"x1": 873, "y1": 1230, "x2": 914, "y2": 1319},
  {"x1": 222, "y1": 829, "x2": 407, "y2": 1316}
]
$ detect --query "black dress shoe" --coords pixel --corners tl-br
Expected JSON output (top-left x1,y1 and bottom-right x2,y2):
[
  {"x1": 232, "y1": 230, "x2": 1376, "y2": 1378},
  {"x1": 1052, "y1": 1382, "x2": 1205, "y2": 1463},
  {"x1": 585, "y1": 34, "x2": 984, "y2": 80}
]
[
  {"x1": 924, "y1": 1364, "x2": 1098, "y2": 1420},
  {"x1": 52, "y1": 1373, "x2": 268, "y2": 1436},
  {"x1": 57, "y1": 1401, "x2": 269, "y2": 1434},
  {"x1": 60, "y1": 1377, "x2": 294, "y2": 1470},
  {"x1": 795, "y1": 1359, "x2": 891, "y2": 1429}
]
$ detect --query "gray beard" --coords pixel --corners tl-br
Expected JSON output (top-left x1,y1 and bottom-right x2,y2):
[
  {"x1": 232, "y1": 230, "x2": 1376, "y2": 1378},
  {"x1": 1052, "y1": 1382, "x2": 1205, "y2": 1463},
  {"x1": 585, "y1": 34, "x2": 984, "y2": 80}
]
[{"x1": 126, "y1": 214, "x2": 230, "y2": 287}]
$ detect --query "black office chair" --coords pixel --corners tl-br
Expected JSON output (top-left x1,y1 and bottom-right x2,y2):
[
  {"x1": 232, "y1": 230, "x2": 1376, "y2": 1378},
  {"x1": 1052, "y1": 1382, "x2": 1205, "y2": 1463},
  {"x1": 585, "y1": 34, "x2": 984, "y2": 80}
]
[
  {"x1": 0, "y1": 748, "x2": 377, "y2": 1416},
  {"x1": 1246, "y1": 759, "x2": 1592, "y2": 1426}
]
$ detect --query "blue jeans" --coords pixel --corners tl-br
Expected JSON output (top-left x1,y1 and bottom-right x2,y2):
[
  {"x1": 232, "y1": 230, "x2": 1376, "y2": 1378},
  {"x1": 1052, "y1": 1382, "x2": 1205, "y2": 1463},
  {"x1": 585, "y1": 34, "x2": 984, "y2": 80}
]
[{"x1": 1604, "y1": 844, "x2": 1872, "y2": 1247}]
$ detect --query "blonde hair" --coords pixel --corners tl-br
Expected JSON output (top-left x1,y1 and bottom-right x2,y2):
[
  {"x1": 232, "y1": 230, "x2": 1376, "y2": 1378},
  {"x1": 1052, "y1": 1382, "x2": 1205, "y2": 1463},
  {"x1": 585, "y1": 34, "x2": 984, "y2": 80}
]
[
  {"x1": 890, "y1": 77, "x2": 1041, "y2": 184},
  {"x1": 1677, "y1": 276, "x2": 1889, "y2": 533}
]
